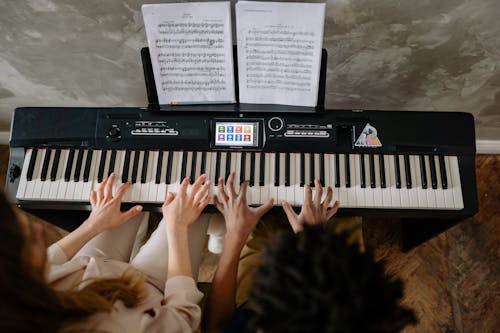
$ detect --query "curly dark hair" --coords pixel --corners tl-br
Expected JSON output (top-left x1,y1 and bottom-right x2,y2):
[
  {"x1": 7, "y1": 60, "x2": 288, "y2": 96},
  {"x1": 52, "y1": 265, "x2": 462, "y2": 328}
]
[{"x1": 248, "y1": 224, "x2": 417, "y2": 333}]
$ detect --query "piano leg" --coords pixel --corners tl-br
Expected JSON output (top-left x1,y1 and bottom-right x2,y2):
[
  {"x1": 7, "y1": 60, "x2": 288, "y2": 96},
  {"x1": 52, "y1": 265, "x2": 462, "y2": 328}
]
[{"x1": 400, "y1": 218, "x2": 462, "y2": 252}]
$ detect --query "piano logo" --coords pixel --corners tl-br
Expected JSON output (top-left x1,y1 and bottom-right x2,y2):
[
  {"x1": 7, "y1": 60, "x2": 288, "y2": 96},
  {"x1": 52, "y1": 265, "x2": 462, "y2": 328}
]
[{"x1": 355, "y1": 123, "x2": 382, "y2": 148}]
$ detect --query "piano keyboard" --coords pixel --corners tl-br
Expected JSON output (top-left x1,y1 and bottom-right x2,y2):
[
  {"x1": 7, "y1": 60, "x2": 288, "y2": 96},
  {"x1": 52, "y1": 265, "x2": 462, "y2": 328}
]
[{"x1": 16, "y1": 148, "x2": 464, "y2": 210}]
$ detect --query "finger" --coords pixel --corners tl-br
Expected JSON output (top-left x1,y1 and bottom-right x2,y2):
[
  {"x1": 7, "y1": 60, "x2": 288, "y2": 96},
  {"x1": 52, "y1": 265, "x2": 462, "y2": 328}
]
[
  {"x1": 190, "y1": 174, "x2": 206, "y2": 198},
  {"x1": 97, "y1": 177, "x2": 107, "y2": 202},
  {"x1": 115, "y1": 182, "x2": 131, "y2": 200},
  {"x1": 218, "y1": 176, "x2": 229, "y2": 202},
  {"x1": 194, "y1": 180, "x2": 211, "y2": 203},
  {"x1": 163, "y1": 192, "x2": 175, "y2": 207},
  {"x1": 179, "y1": 177, "x2": 190, "y2": 196},
  {"x1": 227, "y1": 172, "x2": 237, "y2": 198},
  {"x1": 104, "y1": 173, "x2": 115, "y2": 199},
  {"x1": 197, "y1": 194, "x2": 210, "y2": 212},
  {"x1": 314, "y1": 179, "x2": 323, "y2": 206},
  {"x1": 120, "y1": 205, "x2": 143, "y2": 223},
  {"x1": 304, "y1": 184, "x2": 312, "y2": 205},
  {"x1": 213, "y1": 195, "x2": 224, "y2": 213},
  {"x1": 281, "y1": 200, "x2": 297, "y2": 222},
  {"x1": 254, "y1": 198, "x2": 274, "y2": 219},
  {"x1": 326, "y1": 200, "x2": 340, "y2": 220},
  {"x1": 322, "y1": 186, "x2": 333, "y2": 208},
  {"x1": 239, "y1": 181, "x2": 249, "y2": 202},
  {"x1": 90, "y1": 190, "x2": 97, "y2": 206}
]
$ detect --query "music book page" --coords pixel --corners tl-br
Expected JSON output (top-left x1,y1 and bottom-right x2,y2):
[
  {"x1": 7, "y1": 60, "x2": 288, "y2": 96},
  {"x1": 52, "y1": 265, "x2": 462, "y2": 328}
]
[
  {"x1": 236, "y1": 1, "x2": 325, "y2": 107},
  {"x1": 142, "y1": 2, "x2": 235, "y2": 105}
]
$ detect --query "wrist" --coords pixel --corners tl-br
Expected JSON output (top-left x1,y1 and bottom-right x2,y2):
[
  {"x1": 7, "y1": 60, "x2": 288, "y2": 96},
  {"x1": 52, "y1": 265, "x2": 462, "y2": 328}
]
[
  {"x1": 80, "y1": 219, "x2": 102, "y2": 237},
  {"x1": 224, "y1": 233, "x2": 247, "y2": 251}
]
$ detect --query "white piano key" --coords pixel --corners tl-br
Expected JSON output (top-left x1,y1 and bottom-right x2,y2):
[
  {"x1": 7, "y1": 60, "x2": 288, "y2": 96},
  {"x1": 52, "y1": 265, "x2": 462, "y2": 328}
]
[
  {"x1": 304, "y1": 153, "x2": 311, "y2": 188},
  {"x1": 345, "y1": 154, "x2": 357, "y2": 207},
  {"x1": 399, "y1": 155, "x2": 410, "y2": 208},
  {"x1": 147, "y1": 151, "x2": 159, "y2": 202},
  {"x1": 353, "y1": 154, "x2": 365, "y2": 208},
  {"x1": 382, "y1": 155, "x2": 393, "y2": 208},
  {"x1": 156, "y1": 151, "x2": 169, "y2": 202},
  {"x1": 293, "y1": 153, "x2": 303, "y2": 206},
  {"x1": 434, "y1": 155, "x2": 446, "y2": 208},
  {"x1": 443, "y1": 156, "x2": 455, "y2": 209},
  {"x1": 184, "y1": 151, "x2": 194, "y2": 192},
  {"x1": 408, "y1": 155, "x2": 421, "y2": 208},
  {"x1": 29, "y1": 149, "x2": 45, "y2": 199},
  {"x1": 364, "y1": 155, "x2": 375, "y2": 207},
  {"x1": 16, "y1": 148, "x2": 33, "y2": 199},
  {"x1": 373, "y1": 155, "x2": 383, "y2": 208},
  {"x1": 338, "y1": 154, "x2": 347, "y2": 206},
  {"x1": 209, "y1": 152, "x2": 219, "y2": 202},
  {"x1": 83, "y1": 150, "x2": 99, "y2": 201},
  {"x1": 277, "y1": 153, "x2": 287, "y2": 204},
  {"x1": 249, "y1": 153, "x2": 261, "y2": 205},
  {"x1": 40, "y1": 149, "x2": 55, "y2": 199},
  {"x1": 449, "y1": 156, "x2": 464, "y2": 209},
  {"x1": 286, "y1": 153, "x2": 296, "y2": 205},
  {"x1": 233, "y1": 152, "x2": 241, "y2": 194},
  {"x1": 330, "y1": 154, "x2": 340, "y2": 204},
  {"x1": 49, "y1": 150, "x2": 66, "y2": 199},
  {"x1": 114, "y1": 150, "x2": 126, "y2": 195},
  {"x1": 424, "y1": 156, "x2": 437, "y2": 208},
  {"x1": 64, "y1": 149, "x2": 79, "y2": 201},
  {"x1": 141, "y1": 151, "x2": 154, "y2": 202},
  {"x1": 260, "y1": 153, "x2": 271, "y2": 204},
  {"x1": 122, "y1": 151, "x2": 135, "y2": 202},
  {"x1": 194, "y1": 152, "x2": 203, "y2": 180},
  {"x1": 413, "y1": 155, "x2": 428, "y2": 208},
  {"x1": 268, "y1": 153, "x2": 278, "y2": 204},
  {"x1": 388, "y1": 155, "x2": 401, "y2": 208}
]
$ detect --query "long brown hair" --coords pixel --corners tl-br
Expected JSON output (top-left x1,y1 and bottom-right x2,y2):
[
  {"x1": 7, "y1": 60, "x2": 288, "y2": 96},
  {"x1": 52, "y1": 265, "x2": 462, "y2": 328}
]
[{"x1": 0, "y1": 192, "x2": 146, "y2": 333}]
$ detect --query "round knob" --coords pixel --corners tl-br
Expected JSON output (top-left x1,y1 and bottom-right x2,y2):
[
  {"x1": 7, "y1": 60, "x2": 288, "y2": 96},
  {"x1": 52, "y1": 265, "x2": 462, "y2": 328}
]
[
  {"x1": 107, "y1": 126, "x2": 121, "y2": 142},
  {"x1": 268, "y1": 117, "x2": 284, "y2": 131}
]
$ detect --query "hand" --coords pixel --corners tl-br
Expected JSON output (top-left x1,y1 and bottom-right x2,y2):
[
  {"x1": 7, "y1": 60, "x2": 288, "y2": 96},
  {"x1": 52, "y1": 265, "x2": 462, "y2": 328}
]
[
  {"x1": 162, "y1": 175, "x2": 211, "y2": 232},
  {"x1": 214, "y1": 172, "x2": 274, "y2": 244},
  {"x1": 282, "y1": 178, "x2": 339, "y2": 233},
  {"x1": 86, "y1": 173, "x2": 143, "y2": 233}
]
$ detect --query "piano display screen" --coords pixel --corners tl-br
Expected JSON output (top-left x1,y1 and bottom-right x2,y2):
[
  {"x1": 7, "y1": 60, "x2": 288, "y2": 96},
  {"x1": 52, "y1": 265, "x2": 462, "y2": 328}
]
[{"x1": 214, "y1": 121, "x2": 259, "y2": 147}]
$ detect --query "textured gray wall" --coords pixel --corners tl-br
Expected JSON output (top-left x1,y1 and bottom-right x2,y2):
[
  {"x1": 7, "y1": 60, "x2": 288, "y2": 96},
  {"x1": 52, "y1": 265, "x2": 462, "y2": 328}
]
[{"x1": 1, "y1": 0, "x2": 499, "y2": 140}]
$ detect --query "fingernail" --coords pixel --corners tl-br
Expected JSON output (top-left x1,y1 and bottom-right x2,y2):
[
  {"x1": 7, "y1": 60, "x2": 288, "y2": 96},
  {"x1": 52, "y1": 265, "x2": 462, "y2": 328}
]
[{"x1": 136, "y1": 206, "x2": 143, "y2": 211}]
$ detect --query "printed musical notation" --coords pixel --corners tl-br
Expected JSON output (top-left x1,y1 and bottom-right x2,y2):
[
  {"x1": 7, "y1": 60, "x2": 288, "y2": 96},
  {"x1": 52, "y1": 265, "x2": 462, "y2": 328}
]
[
  {"x1": 236, "y1": 1, "x2": 325, "y2": 107},
  {"x1": 142, "y1": 2, "x2": 235, "y2": 104}
]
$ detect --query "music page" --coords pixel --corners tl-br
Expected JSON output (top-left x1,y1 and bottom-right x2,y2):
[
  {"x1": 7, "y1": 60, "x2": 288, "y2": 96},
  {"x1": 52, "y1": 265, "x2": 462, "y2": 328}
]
[
  {"x1": 142, "y1": 2, "x2": 235, "y2": 105},
  {"x1": 236, "y1": 1, "x2": 325, "y2": 107}
]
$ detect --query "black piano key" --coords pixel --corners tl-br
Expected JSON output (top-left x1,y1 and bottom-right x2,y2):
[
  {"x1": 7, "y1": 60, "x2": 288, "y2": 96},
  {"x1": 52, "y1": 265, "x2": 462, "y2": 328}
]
[
  {"x1": 180, "y1": 152, "x2": 188, "y2": 182},
  {"x1": 108, "y1": 150, "x2": 117, "y2": 177},
  {"x1": 369, "y1": 154, "x2": 376, "y2": 188},
  {"x1": 200, "y1": 152, "x2": 207, "y2": 175},
  {"x1": 83, "y1": 150, "x2": 93, "y2": 182},
  {"x1": 64, "y1": 149, "x2": 74, "y2": 182},
  {"x1": 394, "y1": 155, "x2": 401, "y2": 189},
  {"x1": 40, "y1": 149, "x2": 52, "y2": 181},
  {"x1": 360, "y1": 154, "x2": 366, "y2": 188},
  {"x1": 259, "y1": 154, "x2": 265, "y2": 186},
  {"x1": 215, "y1": 152, "x2": 221, "y2": 181},
  {"x1": 189, "y1": 152, "x2": 197, "y2": 184},
  {"x1": 439, "y1": 155, "x2": 448, "y2": 189},
  {"x1": 345, "y1": 154, "x2": 351, "y2": 188},
  {"x1": 97, "y1": 150, "x2": 107, "y2": 183},
  {"x1": 240, "y1": 153, "x2": 246, "y2": 184},
  {"x1": 250, "y1": 152, "x2": 256, "y2": 186},
  {"x1": 27, "y1": 149, "x2": 38, "y2": 181},
  {"x1": 404, "y1": 155, "x2": 412, "y2": 189},
  {"x1": 319, "y1": 153, "x2": 325, "y2": 187},
  {"x1": 122, "y1": 150, "x2": 131, "y2": 183},
  {"x1": 273, "y1": 153, "x2": 279, "y2": 186},
  {"x1": 155, "y1": 151, "x2": 163, "y2": 184},
  {"x1": 166, "y1": 151, "x2": 174, "y2": 184},
  {"x1": 300, "y1": 153, "x2": 305, "y2": 187},
  {"x1": 335, "y1": 154, "x2": 340, "y2": 188},
  {"x1": 131, "y1": 151, "x2": 140, "y2": 184},
  {"x1": 429, "y1": 155, "x2": 438, "y2": 189},
  {"x1": 309, "y1": 153, "x2": 315, "y2": 186},
  {"x1": 379, "y1": 155, "x2": 386, "y2": 188},
  {"x1": 50, "y1": 149, "x2": 61, "y2": 181},
  {"x1": 285, "y1": 153, "x2": 291, "y2": 187},
  {"x1": 419, "y1": 155, "x2": 427, "y2": 189},
  {"x1": 141, "y1": 151, "x2": 149, "y2": 184},
  {"x1": 225, "y1": 152, "x2": 231, "y2": 182},
  {"x1": 74, "y1": 149, "x2": 84, "y2": 182}
]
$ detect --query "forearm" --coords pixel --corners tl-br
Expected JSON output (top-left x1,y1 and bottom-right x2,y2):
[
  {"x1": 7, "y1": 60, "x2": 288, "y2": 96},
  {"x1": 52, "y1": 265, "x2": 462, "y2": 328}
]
[
  {"x1": 56, "y1": 220, "x2": 99, "y2": 260},
  {"x1": 167, "y1": 226, "x2": 193, "y2": 279},
  {"x1": 203, "y1": 234, "x2": 246, "y2": 332}
]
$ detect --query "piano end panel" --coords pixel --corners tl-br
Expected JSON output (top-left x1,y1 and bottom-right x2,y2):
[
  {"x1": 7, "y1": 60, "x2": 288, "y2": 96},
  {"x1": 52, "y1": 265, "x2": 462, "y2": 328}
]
[{"x1": 5, "y1": 147, "x2": 25, "y2": 203}]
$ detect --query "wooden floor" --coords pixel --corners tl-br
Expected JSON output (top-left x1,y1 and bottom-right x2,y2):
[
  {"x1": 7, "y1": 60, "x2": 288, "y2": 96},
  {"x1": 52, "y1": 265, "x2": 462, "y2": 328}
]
[{"x1": 0, "y1": 145, "x2": 498, "y2": 332}]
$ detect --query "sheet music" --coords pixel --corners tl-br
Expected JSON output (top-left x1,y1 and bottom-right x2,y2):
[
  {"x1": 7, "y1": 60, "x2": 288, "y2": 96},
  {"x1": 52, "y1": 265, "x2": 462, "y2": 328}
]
[
  {"x1": 236, "y1": 1, "x2": 325, "y2": 107},
  {"x1": 142, "y1": 2, "x2": 235, "y2": 105}
]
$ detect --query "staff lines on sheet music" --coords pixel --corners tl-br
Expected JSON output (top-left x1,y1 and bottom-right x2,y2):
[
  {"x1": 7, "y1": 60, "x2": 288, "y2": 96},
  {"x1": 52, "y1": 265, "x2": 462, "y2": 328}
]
[
  {"x1": 246, "y1": 42, "x2": 314, "y2": 50},
  {"x1": 159, "y1": 59, "x2": 225, "y2": 65},
  {"x1": 161, "y1": 71, "x2": 226, "y2": 78},
  {"x1": 246, "y1": 49, "x2": 314, "y2": 57},
  {"x1": 158, "y1": 29, "x2": 224, "y2": 35},
  {"x1": 246, "y1": 85, "x2": 310, "y2": 91},
  {"x1": 246, "y1": 79, "x2": 310, "y2": 87},
  {"x1": 159, "y1": 65, "x2": 225, "y2": 72},
  {"x1": 247, "y1": 73, "x2": 311, "y2": 80},
  {"x1": 246, "y1": 62, "x2": 312, "y2": 69},
  {"x1": 247, "y1": 28, "x2": 315, "y2": 37},
  {"x1": 155, "y1": 37, "x2": 224, "y2": 44},
  {"x1": 158, "y1": 52, "x2": 225, "y2": 59},
  {"x1": 158, "y1": 22, "x2": 224, "y2": 29},
  {"x1": 162, "y1": 86, "x2": 227, "y2": 92},
  {"x1": 162, "y1": 79, "x2": 226, "y2": 86},
  {"x1": 246, "y1": 55, "x2": 313, "y2": 64},
  {"x1": 245, "y1": 36, "x2": 314, "y2": 44}
]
